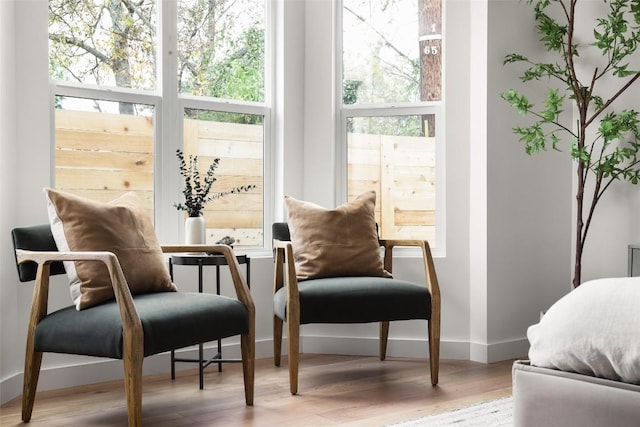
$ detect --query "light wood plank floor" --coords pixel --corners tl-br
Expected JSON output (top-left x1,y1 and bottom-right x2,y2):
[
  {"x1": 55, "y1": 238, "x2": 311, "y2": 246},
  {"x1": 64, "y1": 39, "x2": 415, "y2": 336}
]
[{"x1": 1, "y1": 355, "x2": 515, "y2": 426}]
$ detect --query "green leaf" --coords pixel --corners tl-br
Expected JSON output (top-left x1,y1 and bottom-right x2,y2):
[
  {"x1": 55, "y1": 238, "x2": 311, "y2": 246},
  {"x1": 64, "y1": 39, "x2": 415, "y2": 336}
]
[
  {"x1": 536, "y1": 12, "x2": 567, "y2": 52},
  {"x1": 501, "y1": 89, "x2": 533, "y2": 115},
  {"x1": 504, "y1": 53, "x2": 528, "y2": 64},
  {"x1": 591, "y1": 95, "x2": 605, "y2": 110},
  {"x1": 541, "y1": 88, "x2": 565, "y2": 122},
  {"x1": 571, "y1": 138, "x2": 590, "y2": 164},
  {"x1": 550, "y1": 133, "x2": 561, "y2": 151},
  {"x1": 613, "y1": 63, "x2": 637, "y2": 77},
  {"x1": 514, "y1": 123, "x2": 548, "y2": 154}
]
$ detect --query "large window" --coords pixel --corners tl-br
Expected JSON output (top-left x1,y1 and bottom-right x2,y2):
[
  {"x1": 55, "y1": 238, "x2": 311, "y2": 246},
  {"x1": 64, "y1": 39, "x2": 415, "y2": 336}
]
[
  {"x1": 341, "y1": 0, "x2": 443, "y2": 247},
  {"x1": 48, "y1": 0, "x2": 268, "y2": 247}
]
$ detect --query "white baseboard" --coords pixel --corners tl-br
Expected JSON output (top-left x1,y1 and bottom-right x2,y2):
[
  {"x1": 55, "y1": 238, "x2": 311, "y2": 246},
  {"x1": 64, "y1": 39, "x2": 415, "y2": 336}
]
[
  {"x1": 0, "y1": 336, "x2": 526, "y2": 406},
  {"x1": 469, "y1": 337, "x2": 530, "y2": 363},
  {"x1": 299, "y1": 335, "x2": 471, "y2": 360}
]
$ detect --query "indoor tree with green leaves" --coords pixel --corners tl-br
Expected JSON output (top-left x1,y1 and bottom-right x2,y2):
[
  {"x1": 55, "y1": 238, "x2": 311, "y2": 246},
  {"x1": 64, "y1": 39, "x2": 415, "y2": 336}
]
[{"x1": 502, "y1": 0, "x2": 640, "y2": 288}]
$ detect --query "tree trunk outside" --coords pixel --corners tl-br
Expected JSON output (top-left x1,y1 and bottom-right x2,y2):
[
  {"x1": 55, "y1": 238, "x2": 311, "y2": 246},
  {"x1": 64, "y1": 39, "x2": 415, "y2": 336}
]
[
  {"x1": 108, "y1": 0, "x2": 134, "y2": 115},
  {"x1": 418, "y1": 0, "x2": 441, "y2": 137}
]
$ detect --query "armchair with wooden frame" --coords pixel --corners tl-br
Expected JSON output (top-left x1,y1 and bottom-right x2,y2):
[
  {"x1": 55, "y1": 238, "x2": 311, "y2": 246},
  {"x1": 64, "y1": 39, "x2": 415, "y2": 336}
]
[
  {"x1": 272, "y1": 222, "x2": 441, "y2": 395},
  {"x1": 11, "y1": 224, "x2": 255, "y2": 426}
]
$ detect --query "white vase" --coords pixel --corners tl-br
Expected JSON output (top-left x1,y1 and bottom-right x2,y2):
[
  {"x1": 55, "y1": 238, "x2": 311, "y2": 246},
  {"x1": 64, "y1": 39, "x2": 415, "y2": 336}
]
[{"x1": 185, "y1": 216, "x2": 206, "y2": 245}]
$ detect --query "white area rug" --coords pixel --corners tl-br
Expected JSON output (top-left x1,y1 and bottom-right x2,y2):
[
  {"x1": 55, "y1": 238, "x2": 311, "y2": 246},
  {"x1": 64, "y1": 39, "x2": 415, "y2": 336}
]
[{"x1": 388, "y1": 396, "x2": 513, "y2": 426}]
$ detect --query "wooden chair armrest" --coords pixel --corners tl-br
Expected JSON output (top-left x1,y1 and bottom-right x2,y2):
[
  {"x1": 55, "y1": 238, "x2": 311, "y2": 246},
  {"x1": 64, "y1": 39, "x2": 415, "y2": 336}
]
[
  {"x1": 379, "y1": 239, "x2": 427, "y2": 248},
  {"x1": 161, "y1": 245, "x2": 255, "y2": 314},
  {"x1": 15, "y1": 249, "x2": 138, "y2": 309},
  {"x1": 272, "y1": 239, "x2": 292, "y2": 251},
  {"x1": 16, "y1": 248, "x2": 121, "y2": 264},
  {"x1": 272, "y1": 239, "x2": 299, "y2": 301},
  {"x1": 379, "y1": 240, "x2": 441, "y2": 304},
  {"x1": 15, "y1": 249, "x2": 143, "y2": 359}
]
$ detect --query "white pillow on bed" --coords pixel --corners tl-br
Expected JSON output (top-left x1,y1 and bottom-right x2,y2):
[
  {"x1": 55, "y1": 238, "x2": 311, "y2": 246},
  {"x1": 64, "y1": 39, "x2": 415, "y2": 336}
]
[{"x1": 528, "y1": 277, "x2": 640, "y2": 385}]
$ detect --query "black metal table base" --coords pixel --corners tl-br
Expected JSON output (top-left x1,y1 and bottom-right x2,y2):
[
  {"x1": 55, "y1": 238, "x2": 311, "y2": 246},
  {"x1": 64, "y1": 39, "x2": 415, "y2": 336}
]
[
  {"x1": 168, "y1": 253, "x2": 250, "y2": 389},
  {"x1": 170, "y1": 344, "x2": 242, "y2": 390}
]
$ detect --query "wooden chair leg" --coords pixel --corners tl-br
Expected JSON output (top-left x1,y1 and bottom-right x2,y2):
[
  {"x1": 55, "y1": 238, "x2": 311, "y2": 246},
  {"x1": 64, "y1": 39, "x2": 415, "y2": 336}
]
[
  {"x1": 241, "y1": 331, "x2": 255, "y2": 405},
  {"x1": 287, "y1": 317, "x2": 300, "y2": 395},
  {"x1": 21, "y1": 347, "x2": 42, "y2": 422},
  {"x1": 123, "y1": 350, "x2": 143, "y2": 427},
  {"x1": 274, "y1": 315, "x2": 283, "y2": 367},
  {"x1": 379, "y1": 321, "x2": 389, "y2": 361},
  {"x1": 428, "y1": 318, "x2": 440, "y2": 385}
]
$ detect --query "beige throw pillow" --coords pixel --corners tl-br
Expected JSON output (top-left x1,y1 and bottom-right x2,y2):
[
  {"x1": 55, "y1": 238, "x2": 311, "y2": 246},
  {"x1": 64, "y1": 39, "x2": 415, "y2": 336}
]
[
  {"x1": 45, "y1": 188, "x2": 177, "y2": 310},
  {"x1": 284, "y1": 191, "x2": 392, "y2": 281}
]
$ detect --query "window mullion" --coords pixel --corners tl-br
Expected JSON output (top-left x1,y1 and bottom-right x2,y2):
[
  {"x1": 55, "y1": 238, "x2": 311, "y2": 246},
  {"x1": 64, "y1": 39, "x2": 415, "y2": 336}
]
[{"x1": 157, "y1": 0, "x2": 180, "y2": 243}]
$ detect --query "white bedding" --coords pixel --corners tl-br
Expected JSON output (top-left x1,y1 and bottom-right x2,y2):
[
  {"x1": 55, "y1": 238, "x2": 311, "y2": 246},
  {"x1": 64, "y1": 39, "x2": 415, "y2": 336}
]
[{"x1": 527, "y1": 277, "x2": 640, "y2": 385}]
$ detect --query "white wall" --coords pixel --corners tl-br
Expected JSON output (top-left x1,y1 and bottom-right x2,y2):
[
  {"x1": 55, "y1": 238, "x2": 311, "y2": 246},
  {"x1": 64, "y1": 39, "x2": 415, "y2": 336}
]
[
  {"x1": 468, "y1": 0, "x2": 489, "y2": 362},
  {"x1": 0, "y1": 0, "x2": 19, "y2": 405},
  {"x1": 2, "y1": 0, "x2": 638, "y2": 406},
  {"x1": 484, "y1": 0, "x2": 574, "y2": 361}
]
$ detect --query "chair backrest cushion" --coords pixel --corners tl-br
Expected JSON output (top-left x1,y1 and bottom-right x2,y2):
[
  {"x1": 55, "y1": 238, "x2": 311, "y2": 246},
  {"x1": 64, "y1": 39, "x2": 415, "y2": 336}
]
[
  {"x1": 272, "y1": 222, "x2": 291, "y2": 242},
  {"x1": 44, "y1": 188, "x2": 177, "y2": 310},
  {"x1": 12, "y1": 224, "x2": 66, "y2": 282},
  {"x1": 283, "y1": 191, "x2": 392, "y2": 281},
  {"x1": 273, "y1": 222, "x2": 380, "y2": 243}
]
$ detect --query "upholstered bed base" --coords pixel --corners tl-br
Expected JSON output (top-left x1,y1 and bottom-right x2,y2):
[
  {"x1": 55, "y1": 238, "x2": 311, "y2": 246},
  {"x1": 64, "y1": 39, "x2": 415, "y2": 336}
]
[{"x1": 512, "y1": 360, "x2": 640, "y2": 427}]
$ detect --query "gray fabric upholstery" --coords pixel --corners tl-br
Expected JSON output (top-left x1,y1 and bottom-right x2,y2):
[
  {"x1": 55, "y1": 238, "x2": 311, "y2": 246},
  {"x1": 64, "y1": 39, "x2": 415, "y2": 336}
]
[
  {"x1": 272, "y1": 222, "x2": 291, "y2": 242},
  {"x1": 273, "y1": 276, "x2": 431, "y2": 324},
  {"x1": 12, "y1": 224, "x2": 66, "y2": 281},
  {"x1": 512, "y1": 360, "x2": 640, "y2": 427},
  {"x1": 35, "y1": 292, "x2": 249, "y2": 358}
]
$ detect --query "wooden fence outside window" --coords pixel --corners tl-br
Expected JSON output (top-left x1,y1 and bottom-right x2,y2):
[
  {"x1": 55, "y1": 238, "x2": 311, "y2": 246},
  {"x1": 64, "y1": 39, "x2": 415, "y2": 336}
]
[{"x1": 55, "y1": 109, "x2": 435, "y2": 247}]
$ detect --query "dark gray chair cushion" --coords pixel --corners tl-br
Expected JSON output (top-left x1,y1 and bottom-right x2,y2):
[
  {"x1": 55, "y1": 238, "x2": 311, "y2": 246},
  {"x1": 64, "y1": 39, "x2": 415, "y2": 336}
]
[
  {"x1": 273, "y1": 276, "x2": 431, "y2": 324},
  {"x1": 35, "y1": 292, "x2": 249, "y2": 358}
]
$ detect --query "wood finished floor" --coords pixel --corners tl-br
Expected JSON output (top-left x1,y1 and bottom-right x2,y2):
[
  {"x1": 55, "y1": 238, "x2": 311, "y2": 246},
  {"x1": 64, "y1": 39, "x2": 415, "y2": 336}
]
[{"x1": 0, "y1": 355, "x2": 515, "y2": 426}]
